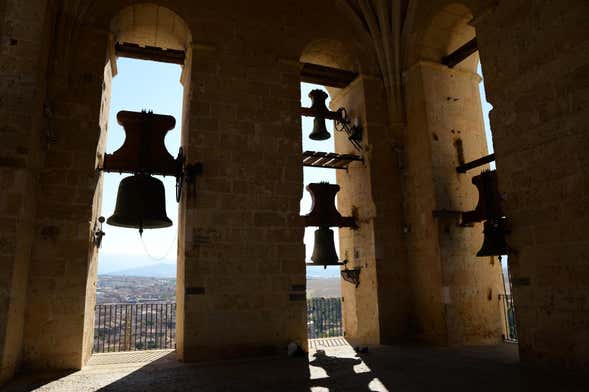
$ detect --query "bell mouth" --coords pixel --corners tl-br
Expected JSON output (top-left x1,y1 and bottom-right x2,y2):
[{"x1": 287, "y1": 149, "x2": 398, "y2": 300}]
[
  {"x1": 309, "y1": 130, "x2": 331, "y2": 141},
  {"x1": 106, "y1": 174, "x2": 174, "y2": 231},
  {"x1": 106, "y1": 216, "x2": 172, "y2": 229},
  {"x1": 306, "y1": 261, "x2": 344, "y2": 270}
]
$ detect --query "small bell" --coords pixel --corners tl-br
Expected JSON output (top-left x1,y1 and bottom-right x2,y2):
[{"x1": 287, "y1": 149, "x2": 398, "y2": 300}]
[
  {"x1": 308, "y1": 227, "x2": 342, "y2": 268},
  {"x1": 308, "y1": 89, "x2": 331, "y2": 141},
  {"x1": 477, "y1": 218, "x2": 510, "y2": 257},
  {"x1": 309, "y1": 117, "x2": 330, "y2": 140},
  {"x1": 107, "y1": 174, "x2": 172, "y2": 234}
]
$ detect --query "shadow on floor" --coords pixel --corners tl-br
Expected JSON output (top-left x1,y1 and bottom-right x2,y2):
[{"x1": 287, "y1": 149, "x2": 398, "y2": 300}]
[
  {"x1": 1, "y1": 369, "x2": 77, "y2": 392},
  {"x1": 351, "y1": 344, "x2": 588, "y2": 392},
  {"x1": 2, "y1": 344, "x2": 588, "y2": 391},
  {"x1": 95, "y1": 352, "x2": 312, "y2": 392},
  {"x1": 309, "y1": 349, "x2": 384, "y2": 391}
]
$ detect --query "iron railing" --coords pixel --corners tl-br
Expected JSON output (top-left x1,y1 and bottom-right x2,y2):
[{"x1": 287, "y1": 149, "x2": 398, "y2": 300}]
[
  {"x1": 307, "y1": 297, "x2": 343, "y2": 338},
  {"x1": 94, "y1": 303, "x2": 176, "y2": 353},
  {"x1": 499, "y1": 294, "x2": 518, "y2": 342},
  {"x1": 94, "y1": 299, "x2": 343, "y2": 353}
]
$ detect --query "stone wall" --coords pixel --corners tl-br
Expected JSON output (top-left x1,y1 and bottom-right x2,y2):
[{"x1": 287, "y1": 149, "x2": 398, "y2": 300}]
[
  {"x1": 23, "y1": 10, "x2": 110, "y2": 368},
  {"x1": 474, "y1": 0, "x2": 589, "y2": 370},
  {"x1": 334, "y1": 76, "x2": 409, "y2": 345},
  {"x1": 0, "y1": 0, "x2": 52, "y2": 383},
  {"x1": 9, "y1": 0, "x2": 386, "y2": 370},
  {"x1": 0, "y1": 0, "x2": 587, "y2": 383}
]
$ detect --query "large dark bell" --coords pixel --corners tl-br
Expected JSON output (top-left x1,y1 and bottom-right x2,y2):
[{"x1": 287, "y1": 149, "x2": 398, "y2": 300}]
[
  {"x1": 107, "y1": 174, "x2": 172, "y2": 232},
  {"x1": 477, "y1": 218, "x2": 510, "y2": 257},
  {"x1": 309, "y1": 117, "x2": 330, "y2": 140},
  {"x1": 308, "y1": 227, "x2": 341, "y2": 268}
]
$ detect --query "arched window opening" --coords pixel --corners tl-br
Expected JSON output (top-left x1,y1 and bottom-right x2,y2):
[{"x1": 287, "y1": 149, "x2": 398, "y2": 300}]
[
  {"x1": 477, "y1": 61, "x2": 515, "y2": 341},
  {"x1": 91, "y1": 3, "x2": 192, "y2": 354},
  {"x1": 404, "y1": 2, "x2": 516, "y2": 347},
  {"x1": 300, "y1": 82, "x2": 344, "y2": 339}
]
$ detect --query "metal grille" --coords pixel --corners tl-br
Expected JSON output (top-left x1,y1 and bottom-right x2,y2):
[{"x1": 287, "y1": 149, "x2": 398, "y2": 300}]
[
  {"x1": 499, "y1": 294, "x2": 518, "y2": 342},
  {"x1": 307, "y1": 298, "x2": 343, "y2": 338},
  {"x1": 93, "y1": 303, "x2": 176, "y2": 353}
]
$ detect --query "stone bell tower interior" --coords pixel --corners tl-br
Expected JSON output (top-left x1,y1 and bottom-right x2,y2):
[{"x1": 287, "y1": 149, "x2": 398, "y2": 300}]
[{"x1": 0, "y1": 1, "x2": 587, "y2": 390}]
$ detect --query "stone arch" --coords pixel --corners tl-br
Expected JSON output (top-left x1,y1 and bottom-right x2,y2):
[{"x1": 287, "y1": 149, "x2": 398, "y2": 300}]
[
  {"x1": 402, "y1": 2, "x2": 506, "y2": 347},
  {"x1": 299, "y1": 37, "x2": 389, "y2": 346},
  {"x1": 82, "y1": 2, "x2": 194, "y2": 365},
  {"x1": 300, "y1": 38, "x2": 359, "y2": 73},
  {"x1": 405, "y1": 2, "x2": 478, "y2": 72},
  {"x1": 110, "y1": 3, "x2": 191, "y2": 51}
]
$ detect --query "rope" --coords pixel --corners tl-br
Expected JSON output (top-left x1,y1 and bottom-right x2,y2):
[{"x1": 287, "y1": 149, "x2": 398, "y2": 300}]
[{"x1": 139, "y1": 229, "x2": 177, "y2": 261}]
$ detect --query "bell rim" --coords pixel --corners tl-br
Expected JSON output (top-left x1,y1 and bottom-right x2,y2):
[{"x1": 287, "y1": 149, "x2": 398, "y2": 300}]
[
  {"x1": 309, "y1": 133, "x2": 331, "y2": 141},
  {"x1": 305, "y1": 261, "x2": 344, "y2": 267},
  {"x1": 106, "y1": 216, "x2": 173, "y2": 229}
]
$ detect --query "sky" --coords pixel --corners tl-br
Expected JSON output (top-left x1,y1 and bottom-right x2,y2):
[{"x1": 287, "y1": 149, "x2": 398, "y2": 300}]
[
  {"x1": 99, "y1": 58, "x2": 182, "y2": 274},
  {"x1": 98, "y1": 58, "x2": 495, "y2": 277}
]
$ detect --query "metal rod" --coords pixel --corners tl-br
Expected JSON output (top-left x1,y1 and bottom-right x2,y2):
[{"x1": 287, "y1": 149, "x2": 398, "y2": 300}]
[
  {"x1": 456, "y1": 153, "x2": 495, "y2": 173},
  {"x1": 300, "y1": 106, "x2": 342, "y2": 121},
  {"x1": 442, "y1": 37, "x2": 478, "y2": 68}
]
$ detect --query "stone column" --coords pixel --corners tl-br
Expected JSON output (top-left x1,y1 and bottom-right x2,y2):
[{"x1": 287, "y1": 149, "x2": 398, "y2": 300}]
[
  {"x1": 332, "y1": 76, "x2": 408, "y2": 345},
  {"x1": 23, "y1": 20, "x2": 109, "y2": 370},
  {"x1": 0, "y1": 0, "x2": 51, "y2": 383},
  {"x1": 176, "y1": 48, "x2": 307, "y2": 360},
  {"x1": 404, "y1": 61, "x2": 504, "y2": 345}
]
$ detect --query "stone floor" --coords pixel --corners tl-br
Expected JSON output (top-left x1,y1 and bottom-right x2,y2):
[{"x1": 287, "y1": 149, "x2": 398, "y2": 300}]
[{"x1": 2, "y1": 340, "x2": 587, "y2": 391}]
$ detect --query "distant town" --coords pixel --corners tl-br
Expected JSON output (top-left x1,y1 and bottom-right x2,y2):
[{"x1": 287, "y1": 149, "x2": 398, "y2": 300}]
[
  {"x1": 96, "y1": 274, "x2": 341, "y2": 304},
  {"x1": 97, "y1": 275, "x2": 176, "y2": 304}
]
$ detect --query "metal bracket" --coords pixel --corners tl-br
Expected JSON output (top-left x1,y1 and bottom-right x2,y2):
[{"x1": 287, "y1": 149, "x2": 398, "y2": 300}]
[
  {"x1": 300, "y1": 91, "x2": 363, "y2": 152},
  {"x1": 177, "y1": 161, "x2": 203, "y2": 201},
  {"x1": 93, "y1": 216, "x2": 105, "y2": 248},
  {"x1": 456, "y1": 153, "x2": 496, "y2": 173},
  {"x1": 341, "y1": 260, "x2": 361, "y2": 288}
]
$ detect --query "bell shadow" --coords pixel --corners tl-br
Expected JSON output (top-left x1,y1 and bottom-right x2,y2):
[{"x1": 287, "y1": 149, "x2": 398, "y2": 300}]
[{"x1": 308, "y1": 349, "x2": 384, "y2": 391}]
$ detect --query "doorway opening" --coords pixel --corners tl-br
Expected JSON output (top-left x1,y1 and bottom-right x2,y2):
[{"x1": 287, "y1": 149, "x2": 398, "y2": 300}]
[
  {"x1": 300, "y1": 82, "x2": 344, "y2": 339},
  {"x1": 93, "y1": 58, "x2": 183, "y2": 353}
]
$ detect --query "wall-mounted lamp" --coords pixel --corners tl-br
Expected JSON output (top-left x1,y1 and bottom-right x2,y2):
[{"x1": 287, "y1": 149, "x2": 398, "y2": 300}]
[{"x1": 301, "y1": 89, "x2": 363, "y2": 151}]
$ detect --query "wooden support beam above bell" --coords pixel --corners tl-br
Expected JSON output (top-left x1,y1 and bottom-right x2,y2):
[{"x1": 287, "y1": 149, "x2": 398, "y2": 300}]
[
  {"x1": 442, "y1": 37, "x2": 478, "y2": 68},
  {"x1": 300, "y1": 63, "x2": 358, "y2": 88},
  {"x1": 115, "y1": 42, "x2": 186, "y2": 64}
]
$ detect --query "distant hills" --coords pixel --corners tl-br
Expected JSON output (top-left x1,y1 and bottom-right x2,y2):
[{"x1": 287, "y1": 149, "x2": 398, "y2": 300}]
[
  {"x1": 100, "y1": 252, "x2": 342, "y2": 279},
  {"x1": 105, "y1": 262, "x2": 176, "y2": 278}
]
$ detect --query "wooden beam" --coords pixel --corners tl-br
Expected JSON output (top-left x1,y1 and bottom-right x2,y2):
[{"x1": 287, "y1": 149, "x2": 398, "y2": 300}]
[
  {"x1": 456, "y1": 153, "x2": 495, "y2": 173},
  {"x1": 442, "y1": 37, "x2": 478, "y2": 68},
  {"x1": 300, "y1": 63, "x2": 358, "y2": 88},
  {"x1": 115, "y1": 42, "x2": 186, "y2": 65}
]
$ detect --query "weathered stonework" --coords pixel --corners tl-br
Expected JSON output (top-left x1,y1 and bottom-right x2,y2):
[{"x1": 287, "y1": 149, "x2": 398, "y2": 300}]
[{"x1": 0, "y1": 0, "x2": 587, "y2": 385}]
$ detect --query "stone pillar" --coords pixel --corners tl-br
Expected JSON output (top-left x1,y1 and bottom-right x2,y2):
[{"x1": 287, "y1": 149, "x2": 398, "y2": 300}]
[
  {"x1": 176, "y1": 48, "x2": 307, "y2": 360},
  {"x1": 23, "y1": 21, "x2": 109, "y2": 369},
  {"x1": 404, "y1": 61, "x2": 504, "y2": 345},
  {"x1": 0, "y1": 0, "x2": 51, "y2": 383},
  {"x1": 474, "y1": 0, "x2": 589, "y2": 370},
  {"x1": 332, "y1": 76, "x2": 408, "y2": 345}
]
